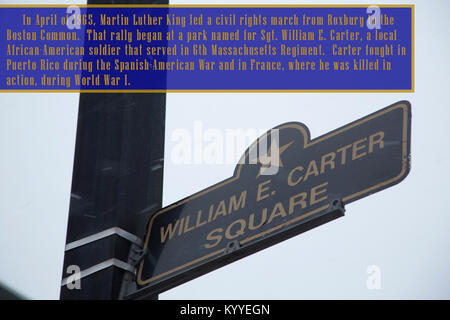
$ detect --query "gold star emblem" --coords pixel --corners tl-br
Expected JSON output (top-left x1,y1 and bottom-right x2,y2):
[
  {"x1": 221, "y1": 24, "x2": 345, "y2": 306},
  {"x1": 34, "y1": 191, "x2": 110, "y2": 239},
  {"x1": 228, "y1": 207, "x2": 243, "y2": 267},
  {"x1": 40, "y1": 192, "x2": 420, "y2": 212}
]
[{"x1": 251, "y1": 140, "x2": 294, "y2": 178}]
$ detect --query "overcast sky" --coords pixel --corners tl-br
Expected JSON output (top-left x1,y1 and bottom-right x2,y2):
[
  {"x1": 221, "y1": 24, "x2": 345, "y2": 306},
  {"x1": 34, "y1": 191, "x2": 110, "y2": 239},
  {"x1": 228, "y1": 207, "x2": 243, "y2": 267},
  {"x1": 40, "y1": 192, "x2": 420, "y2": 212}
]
[{"x1": 1, "y1": 0, "x2": 449, "y2": 299}]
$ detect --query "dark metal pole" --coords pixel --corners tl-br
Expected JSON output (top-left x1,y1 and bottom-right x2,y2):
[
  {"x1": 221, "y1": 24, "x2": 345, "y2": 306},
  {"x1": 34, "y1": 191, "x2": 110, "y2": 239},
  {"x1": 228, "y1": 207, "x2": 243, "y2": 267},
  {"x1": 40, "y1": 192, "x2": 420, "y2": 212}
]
[{"x1": 60, "y1": 0, "x2": 167, "y2": 300}]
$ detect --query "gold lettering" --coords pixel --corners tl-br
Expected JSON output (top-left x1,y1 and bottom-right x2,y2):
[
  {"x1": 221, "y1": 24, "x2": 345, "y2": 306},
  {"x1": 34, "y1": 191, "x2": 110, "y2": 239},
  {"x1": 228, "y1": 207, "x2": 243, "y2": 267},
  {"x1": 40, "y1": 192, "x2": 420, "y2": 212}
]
[
  {"x1": 196, "y1": 210, "x2": 207, "y2": 228},
  {"x1": 287, "y1": 166, "x2": 303, "y2": 186},
  {"x1": 248, "y1": 209, "x2": 268, "y2": 230},
  {"x1": 178, "y1": 218, "x2": 185, "y2": 235},
  {"x1": 369, "y1": 131, "x2": 384, "y2": 153},
  {"x1": 204, "y1": 228, "x2": 223, "y2": 248},
  {"x1": 160, "y1": 219, "x2": 180, "y2": 243},
  {"x1": 310, "y1": 181, "x2": 329, "y2": 205},
  {"x1": 304, "y1": 160, "x2": 319, "y2": 181},
  {"x1": 257, "y1": 179, "x2": 271, "y2": 202},
  {"x1": 289, "y1": 192, "x2": 307, "y2": 214},
  {"x1": 336, "y1": 144, "x2": 352, "y2": 164},
  {"x1": 207, "y1": 204, "x2": 214, "y2": 222},
  {"x1": 225, "y1": 219, "x2": 246, "y2": 239},
  {"x1": 184, "y1": 215, "x2": 195, "y2": 233},
  {"x1": 267, "y1": 202, "x2": 287, "y2": 224},
  {"x1": 228, "y1": 190, "x2": 247, "y2": 213},
  {"x1": 320, "y1": 151, "x2": 336, "y2": 173},
  {"x1": 352, "y1": 138, "x2": 367, "y2": 160},
  {"x1": 212, "y1": 200, "x2": 227, "y2": 221}
]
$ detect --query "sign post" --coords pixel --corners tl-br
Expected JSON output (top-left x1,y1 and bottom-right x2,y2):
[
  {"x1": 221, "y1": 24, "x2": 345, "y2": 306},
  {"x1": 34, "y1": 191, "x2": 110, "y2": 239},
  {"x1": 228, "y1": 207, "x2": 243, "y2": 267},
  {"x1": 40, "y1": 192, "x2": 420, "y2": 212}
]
[
  {"x1": 126, "y1": 101, "x2": 411, "y2": 299},
  {"x1": 60, "y1": 0, "x2": 167, "y2": 300}
]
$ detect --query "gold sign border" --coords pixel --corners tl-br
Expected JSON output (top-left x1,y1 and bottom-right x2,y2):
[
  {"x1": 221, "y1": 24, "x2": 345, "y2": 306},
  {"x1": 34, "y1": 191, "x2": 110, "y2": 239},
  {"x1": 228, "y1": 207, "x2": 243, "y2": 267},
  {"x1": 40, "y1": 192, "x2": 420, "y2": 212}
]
[
  {"x1": 137, "y1": 101, "x2": 411, "y2": 285},
  {"x1": 0, "y1": 4, "x2": 414, "y2": 93}
]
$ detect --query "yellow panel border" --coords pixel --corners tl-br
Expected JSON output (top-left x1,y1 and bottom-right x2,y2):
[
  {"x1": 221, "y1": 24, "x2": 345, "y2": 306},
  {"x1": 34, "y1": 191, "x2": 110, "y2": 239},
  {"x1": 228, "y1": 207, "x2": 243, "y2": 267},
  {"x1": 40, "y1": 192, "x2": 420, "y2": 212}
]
[{"x1": 0, "y1": 4, "x2": 414, "y2": 93}]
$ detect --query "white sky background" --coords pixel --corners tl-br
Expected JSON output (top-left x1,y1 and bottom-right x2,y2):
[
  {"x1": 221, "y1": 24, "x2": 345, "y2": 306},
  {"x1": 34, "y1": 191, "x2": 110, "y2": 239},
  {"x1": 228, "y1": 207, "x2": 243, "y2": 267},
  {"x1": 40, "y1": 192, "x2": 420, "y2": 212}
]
[{"x1": 0, "y1": 0, "x2": 449, "y2": 299}]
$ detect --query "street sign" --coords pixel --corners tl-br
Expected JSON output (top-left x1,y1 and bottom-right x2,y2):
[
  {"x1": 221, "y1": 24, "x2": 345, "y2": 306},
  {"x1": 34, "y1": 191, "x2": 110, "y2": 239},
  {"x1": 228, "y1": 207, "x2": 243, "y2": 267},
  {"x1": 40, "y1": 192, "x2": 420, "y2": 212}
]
[{"x1": 128, "y1": 100, "x2": 411, "y2": 299}]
